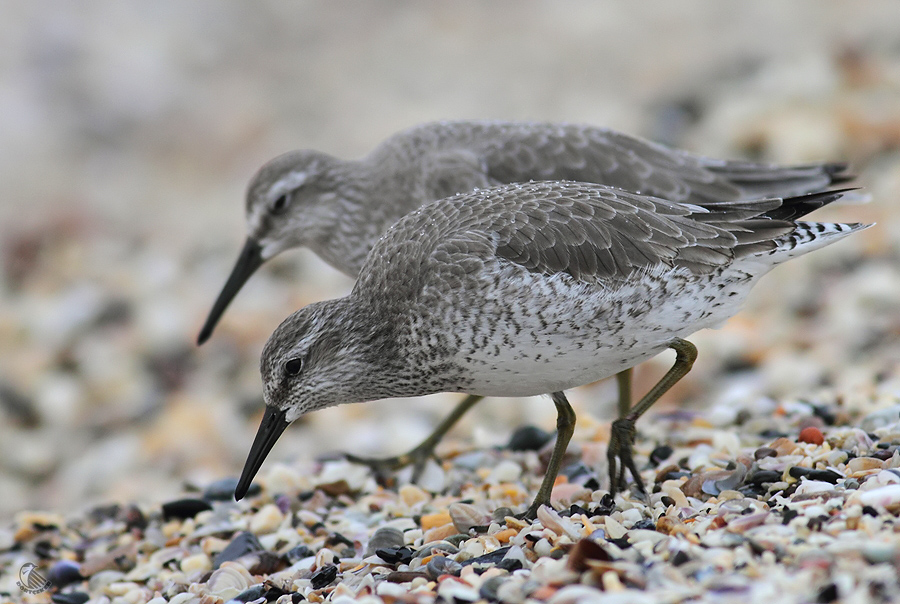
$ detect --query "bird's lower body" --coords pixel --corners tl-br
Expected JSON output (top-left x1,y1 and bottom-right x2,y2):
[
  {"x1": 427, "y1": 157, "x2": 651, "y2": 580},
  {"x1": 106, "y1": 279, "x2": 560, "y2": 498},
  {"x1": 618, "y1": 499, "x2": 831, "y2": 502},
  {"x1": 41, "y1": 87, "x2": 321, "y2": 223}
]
[{"x1": 347, "y1": 337, "x2": 696, "y2": 517}]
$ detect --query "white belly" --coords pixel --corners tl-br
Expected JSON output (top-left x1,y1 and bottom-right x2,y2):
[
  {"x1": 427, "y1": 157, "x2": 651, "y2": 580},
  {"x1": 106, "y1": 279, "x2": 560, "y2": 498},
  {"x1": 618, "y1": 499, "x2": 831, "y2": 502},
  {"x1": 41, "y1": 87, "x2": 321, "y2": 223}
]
[{"x1": 434, "y1": 263, "x2": 760, "y2": 397}]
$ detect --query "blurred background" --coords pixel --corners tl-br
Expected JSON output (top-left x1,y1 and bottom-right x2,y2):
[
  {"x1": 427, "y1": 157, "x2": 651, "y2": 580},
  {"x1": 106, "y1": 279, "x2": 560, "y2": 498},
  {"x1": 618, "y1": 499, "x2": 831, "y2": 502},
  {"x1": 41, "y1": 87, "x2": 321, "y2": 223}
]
[{"x1": 2, "y1": 1, "x2": 899, "y2": 519}]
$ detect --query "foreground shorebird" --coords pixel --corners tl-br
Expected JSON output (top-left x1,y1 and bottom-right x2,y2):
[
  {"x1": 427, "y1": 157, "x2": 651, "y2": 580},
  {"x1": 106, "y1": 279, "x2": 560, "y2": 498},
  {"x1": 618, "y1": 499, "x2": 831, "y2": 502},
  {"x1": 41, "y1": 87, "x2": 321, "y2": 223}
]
[
  {"x1": 199, "y1": 120, "x2": 852, "y2": 478},
  {"x1": 234, "y1": 181, "x2": 866, "y2": 516}
]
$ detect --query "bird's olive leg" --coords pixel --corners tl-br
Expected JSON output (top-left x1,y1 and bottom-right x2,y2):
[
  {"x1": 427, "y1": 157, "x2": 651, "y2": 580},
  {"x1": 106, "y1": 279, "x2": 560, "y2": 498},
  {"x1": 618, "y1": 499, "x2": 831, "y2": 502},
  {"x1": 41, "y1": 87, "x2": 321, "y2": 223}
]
[
  {"x1": 616, "y1": 368, "x2": 633, "y2": 417},
  {"x1": 608, "y1": 338, "x2": 697, "y2": 496},
  {"x1": 349, "y1": 369, "x2": 634, "y2": 486},
  {"x1": 522, "y1": 391, "x2": 577, "y2": 519},
  {"x1": 345, "y1": 394, "x2": 483, "y2": 482}
]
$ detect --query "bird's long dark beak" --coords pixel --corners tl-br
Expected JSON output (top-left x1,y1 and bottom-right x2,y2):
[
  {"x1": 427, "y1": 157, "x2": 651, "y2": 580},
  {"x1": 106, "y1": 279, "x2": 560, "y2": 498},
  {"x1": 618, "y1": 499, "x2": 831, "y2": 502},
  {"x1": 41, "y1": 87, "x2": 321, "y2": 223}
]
[
  {"x1": 197, "y1": 238, "x2": 265, "y2": 345},
  {"x1": 234, "y1": 406, "x2": 290, "y2": 500}
]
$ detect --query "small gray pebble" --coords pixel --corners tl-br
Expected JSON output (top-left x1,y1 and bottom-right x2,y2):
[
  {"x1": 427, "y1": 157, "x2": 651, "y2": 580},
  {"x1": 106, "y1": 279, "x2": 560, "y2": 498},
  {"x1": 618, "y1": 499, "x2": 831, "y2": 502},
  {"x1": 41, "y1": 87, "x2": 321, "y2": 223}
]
[
  {"x1": 214, "y1": 531, "x2": 263, "y2": 568},
  {"x1": 426, "y1": 555, "x2": 462, "y2": 579},
  {"x1": 365, "y1": 527, "x2": 404, "y2": 557},
  {"x1": 491, "y1": 507, "x2": 515, "y2": 522},
  {"x1": 480, "y1": 576, "x2": 506, "y2": 601}
]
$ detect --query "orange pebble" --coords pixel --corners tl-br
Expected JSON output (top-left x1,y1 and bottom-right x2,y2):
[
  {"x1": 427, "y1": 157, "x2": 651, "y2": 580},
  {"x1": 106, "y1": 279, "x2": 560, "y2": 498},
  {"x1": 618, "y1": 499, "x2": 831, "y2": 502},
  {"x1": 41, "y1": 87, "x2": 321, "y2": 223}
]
[
  {"x1": 493, "y1": 528, "x2": 519, "y2": 543},
  {"x1": 798, "y1": 426, "x2": 824, "y2": 445},
  {"x1": 423, "y1": 523, "x2": 457, "y2": 543},
  {"x1": 420, "y1": 511, "x2": 452, "y2": 530}
]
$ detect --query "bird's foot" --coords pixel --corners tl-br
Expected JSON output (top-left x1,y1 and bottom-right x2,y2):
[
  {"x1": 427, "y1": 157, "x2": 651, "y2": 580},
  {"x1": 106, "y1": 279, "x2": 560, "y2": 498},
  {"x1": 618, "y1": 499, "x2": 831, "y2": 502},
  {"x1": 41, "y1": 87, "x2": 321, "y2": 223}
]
[
  {"x1": 607, "y1": 417, "x2": 648, "y2": 498},
  {"x1": 344, "y1": 442, "x2": 437, "y2": 484}
]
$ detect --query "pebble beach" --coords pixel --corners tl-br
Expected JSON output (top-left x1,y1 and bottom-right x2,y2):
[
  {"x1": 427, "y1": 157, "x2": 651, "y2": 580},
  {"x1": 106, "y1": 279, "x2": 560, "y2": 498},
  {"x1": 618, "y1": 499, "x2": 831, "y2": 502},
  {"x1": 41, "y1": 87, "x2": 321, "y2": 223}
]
[{"x1": 3, "y1": 3, "x2": 900, "y2": 603}]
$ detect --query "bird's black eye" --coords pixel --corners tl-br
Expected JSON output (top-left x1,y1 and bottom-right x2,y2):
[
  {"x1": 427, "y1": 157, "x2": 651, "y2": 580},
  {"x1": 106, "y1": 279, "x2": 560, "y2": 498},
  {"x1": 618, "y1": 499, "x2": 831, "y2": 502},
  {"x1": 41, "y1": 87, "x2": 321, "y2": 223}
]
[
  {"x1": 284, "y1": 358, "x2": 303, "y2": 376},
  {"x1": 271, "y1": 194, "x2": 289, "y2": 214}
]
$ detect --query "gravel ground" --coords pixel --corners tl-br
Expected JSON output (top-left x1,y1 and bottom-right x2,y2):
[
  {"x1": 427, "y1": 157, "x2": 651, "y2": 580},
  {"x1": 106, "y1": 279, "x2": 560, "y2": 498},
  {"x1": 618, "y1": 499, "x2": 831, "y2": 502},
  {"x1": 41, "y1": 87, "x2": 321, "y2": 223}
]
[{"x1": 2, "y1": 3, "x2": 900, "y2": 603}]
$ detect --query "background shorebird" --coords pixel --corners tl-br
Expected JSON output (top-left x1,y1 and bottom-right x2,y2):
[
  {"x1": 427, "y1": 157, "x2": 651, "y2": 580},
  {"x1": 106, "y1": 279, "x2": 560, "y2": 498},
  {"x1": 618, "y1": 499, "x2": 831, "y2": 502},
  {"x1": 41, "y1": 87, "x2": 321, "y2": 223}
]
[
  {"x1": 233, "y1": 181, "x2": 866, "y2": 515},
  {"x1": 198, "y1": 120, "x2": 853, "y2": 480}
]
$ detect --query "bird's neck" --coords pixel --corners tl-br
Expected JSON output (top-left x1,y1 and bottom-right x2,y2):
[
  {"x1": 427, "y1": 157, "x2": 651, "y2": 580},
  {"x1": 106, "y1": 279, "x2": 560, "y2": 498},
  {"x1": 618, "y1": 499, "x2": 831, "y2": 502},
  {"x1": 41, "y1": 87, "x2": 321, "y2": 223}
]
[{"x1": 306, "y1": 159, "x2": 411, "y2": 278}]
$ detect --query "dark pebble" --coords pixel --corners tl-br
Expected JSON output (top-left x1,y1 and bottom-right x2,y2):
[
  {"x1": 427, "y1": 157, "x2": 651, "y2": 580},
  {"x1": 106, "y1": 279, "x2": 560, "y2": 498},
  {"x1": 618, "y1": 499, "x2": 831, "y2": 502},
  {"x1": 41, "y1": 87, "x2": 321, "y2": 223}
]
[
  {"x1": 507, "y1": 425, "x2": 552, "y2": 451},
  {"x1": 51, "y1": 593, "x2": 90, "y2": 604},
  {"x1": 233, "y1": 584, "x2": 266, "y2": 602},
  {"x1": 445, "y1": 534, "x2": 471, "y2": 547},
  {"x1": 583, "y1": 477, "x2": 600, "y2": 490},
  {"x1": 738, "y1": 484, "x2": 768, "y2": 498},
  {"x1": 375, "y1": 546, "x2": 415, "y2": 565},
  {"x1": 214, "y1": 531, "x2": 264, "y2": 568},
  {"x1": 567, "y1": 538, "x2": 612, "y2": 572},
  {"x1": 325, "y1": 532, "x2": 355, "y2": 550},
  {"x1": 593, "y1": 493, "x2": 616, "y2": 516},
  {"x1": 286, "y1": 544, "x2": 314, "y2": 562},
  {"x1": 560, "y1": 503, "x2": 592, "y2": 518},
  {"x1": 862, "y1": 505, "x2": 879, "y2": 517},
  {"x1": 480, "y1": 576, "x2": 506, "y2": 601},
  {"x1": 204, "y1": 477, "x2": 261, "y2": 501},
  {"x1": 659, "y1": 469, "x2": 691, "y2": 482},
  {"x1": 607, "y1": 536, "x2": 631, "y2": 549},
  {"x1": 671, "y1": 549, "x2": 691, "y2": 566},
  {"x1": 781, "y1": 508, "x2": 800, "y2": 525},
  {"x1": 310, "y1": 565, "x2": 338, "y2": 589},
  {"x1": 248, "y1": 551, "x2": 285, "y2": 575},
  {"x1": 550, "y1": 548, "x2": 567, "y2": 559},
  {"x1": 426, "y1": 555, "x2": 463, "y2": 579},
  {"x1": 241, "y1": 584, "x2": 291, "y2": 603},
  {"x1": 47, "y1": 560, "x2": 82, "y2": 589},
  {"x1": 759, "y1": 429, "x2": 786, "y2": 439},
  {"x1": 754, "y1": 447, "x2": 778, "y2": 460},
  {"x1": 787, "y1": 467, "x2": 842, "y2": 484},
  {"x1": 660, "y1": 495, "x2": 676, "y2": 508},
  {"x1": 161, "y1": 498, "x2": 213, "y2": 520},
  {"x1": 650, "y1": 444, "x2": 674, "y2": 465},
  {"x1": 462, "y1": 546, "x2": 511, "y2": 567},
  {"x1": 748, "y1": 470, "x2": 782, "y2": 485},
  {"x1": 386, "y1": 570, "x2": 428, "y2": 583},
  {"x1": 812, "y1": 406, "x2": 837, "y2": 426},
  {"x1": 873, "y1": 448, "x2": 896, "y2": 461},
  {"x1": 496, "y1": 557, "x2": 523, "y2": 572},
  {"x1": 34, "y1": 539, "x2": 54, "y2": 559},
  {"x1": 632, "y1": 518, "x2": 655, "y2": 530},
  {"x1": 817, "y1": 582, "x2": 839, "y2": 603}
]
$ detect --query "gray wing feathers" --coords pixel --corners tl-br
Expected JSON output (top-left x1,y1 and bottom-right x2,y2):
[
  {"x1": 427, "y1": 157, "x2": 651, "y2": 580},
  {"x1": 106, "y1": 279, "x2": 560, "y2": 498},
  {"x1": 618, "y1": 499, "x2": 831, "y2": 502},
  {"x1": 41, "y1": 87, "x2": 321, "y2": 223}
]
[
  {"x1": 433, "y1": 182, "x2": 805, "y2": 283},
  {"x1": 390, "y1": 121, "x2": 849, "y2": 205}
]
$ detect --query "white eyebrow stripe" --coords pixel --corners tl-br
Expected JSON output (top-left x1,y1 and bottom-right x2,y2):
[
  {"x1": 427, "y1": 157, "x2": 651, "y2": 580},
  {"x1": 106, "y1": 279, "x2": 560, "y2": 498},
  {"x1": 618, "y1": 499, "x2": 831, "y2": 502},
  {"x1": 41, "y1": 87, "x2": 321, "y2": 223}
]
[{"x1": 269, "y1": 170, "x2": 309, "y2": 201}]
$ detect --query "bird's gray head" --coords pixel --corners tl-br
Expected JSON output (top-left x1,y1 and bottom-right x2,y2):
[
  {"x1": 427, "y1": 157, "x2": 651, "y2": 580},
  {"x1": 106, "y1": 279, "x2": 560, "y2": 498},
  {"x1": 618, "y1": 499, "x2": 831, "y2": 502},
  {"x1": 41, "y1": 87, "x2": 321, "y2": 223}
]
[
  {"x1": 259, "y1": 299, "x2": 371, "y2": 422},
  {"x1": 234, "y1": 297, "x2": 398, "y2": 500},
  {"x1": 196, "y1": 150, "x2": 346, "y2": 346},
  {"x1": 245, "y1": 150, "x2": 345, "y2": 261}
]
